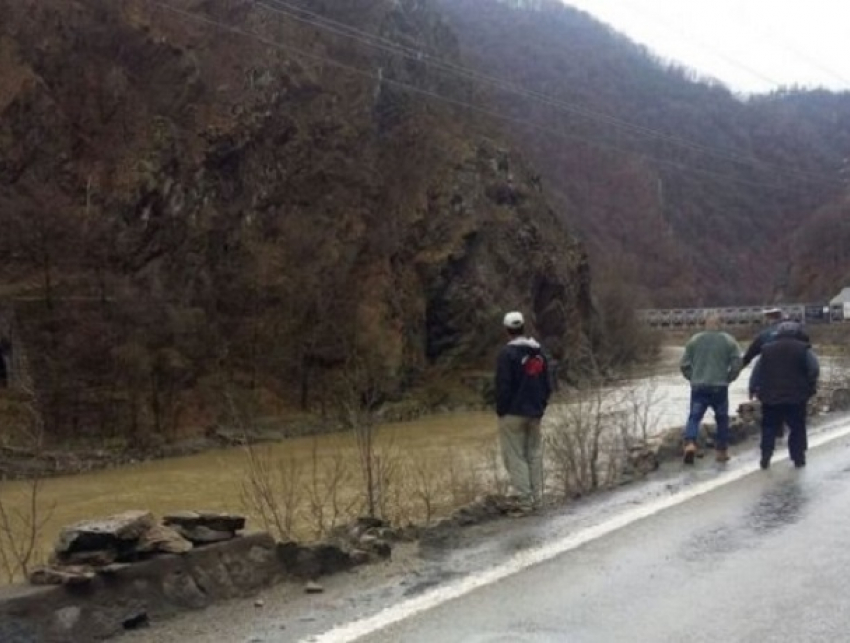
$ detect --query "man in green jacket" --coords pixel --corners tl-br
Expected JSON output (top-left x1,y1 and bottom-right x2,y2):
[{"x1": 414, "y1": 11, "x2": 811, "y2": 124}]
[{"x1": 680, "y1": 314, "x2": 743, "y2": 464}]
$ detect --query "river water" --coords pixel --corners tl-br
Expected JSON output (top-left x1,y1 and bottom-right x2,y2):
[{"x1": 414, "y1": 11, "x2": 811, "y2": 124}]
[{"x1": 0, "y1": 345, "x2": 840, "y2": 577}]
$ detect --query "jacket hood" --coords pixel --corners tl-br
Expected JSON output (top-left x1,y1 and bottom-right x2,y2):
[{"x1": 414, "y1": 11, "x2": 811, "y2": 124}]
[{"x1": 507, "y1": 336, "x2": 541, "y2": 349}]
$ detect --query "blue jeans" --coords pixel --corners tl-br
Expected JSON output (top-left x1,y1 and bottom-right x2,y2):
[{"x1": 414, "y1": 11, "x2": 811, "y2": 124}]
[{"x1": 684, "y1": 385, "x2": 730, "y2": 448}]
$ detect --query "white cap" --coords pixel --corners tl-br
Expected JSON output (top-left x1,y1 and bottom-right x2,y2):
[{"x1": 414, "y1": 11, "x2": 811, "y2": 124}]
[
  {"x1": 764, "y1": 307, "x2": 782, "y2": 315},
  {"x1": 503, "y1": 311, "x2": 525, "y2": 329}
]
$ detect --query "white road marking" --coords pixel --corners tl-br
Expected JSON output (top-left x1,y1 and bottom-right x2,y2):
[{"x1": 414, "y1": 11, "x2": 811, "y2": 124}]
[{"x1": 304, "y1": 417, "x2": 850, "y2": 643}]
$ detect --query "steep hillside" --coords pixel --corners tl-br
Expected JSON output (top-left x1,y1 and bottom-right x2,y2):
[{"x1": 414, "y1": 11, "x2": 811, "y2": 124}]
[
  {"x1": 752, "y1": 91, "x2": 850, "y2": 300},
  {"x1": 436, "y1": 0, "x2": 850, "y2": 306},
  {"x1": 0, "y1": 0, "x2": 593, "y2": 441},
  {"x1": 786, "y1": 194, "x2": 850, "y2": 299}
]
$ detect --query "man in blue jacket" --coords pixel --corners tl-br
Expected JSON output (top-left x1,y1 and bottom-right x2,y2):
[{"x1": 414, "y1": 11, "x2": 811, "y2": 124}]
[
  {"x1": 495, "y1": 311, "x2": 552, "y2": 512},
  {"x1": 749, "y1": 327, "x2": 820, "y2": 469}
]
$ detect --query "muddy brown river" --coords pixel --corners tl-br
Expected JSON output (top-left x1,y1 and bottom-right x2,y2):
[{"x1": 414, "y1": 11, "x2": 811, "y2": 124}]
[{"x1": 0, "y1": 410, "x2": 511, "y2": 582}]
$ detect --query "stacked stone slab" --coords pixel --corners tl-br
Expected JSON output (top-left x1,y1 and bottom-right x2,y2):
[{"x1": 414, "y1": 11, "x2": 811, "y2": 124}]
[
  {"x1": 30, "y1": 510, "x2": 246, "y2": 586},
  {"x1": 163, "y1": 511, "x2": 246, "y2": 545}
]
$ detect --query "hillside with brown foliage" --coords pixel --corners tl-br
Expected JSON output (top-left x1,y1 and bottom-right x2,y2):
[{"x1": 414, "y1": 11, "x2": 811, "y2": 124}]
[
  {"x1": 436, "y1": 0, "x2": 850, "y2": 305},
  {"x1": 0, "y1": 0, "x2": 597, "y2": 443}
]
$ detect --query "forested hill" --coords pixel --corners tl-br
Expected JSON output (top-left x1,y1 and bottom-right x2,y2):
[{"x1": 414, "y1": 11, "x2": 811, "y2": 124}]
[
  {"x1": 437, "y1": 0, "x2": 850, "y2": 306},
  {"x1": 0, "y1": 0, "x2": 595, "y2": 441}
]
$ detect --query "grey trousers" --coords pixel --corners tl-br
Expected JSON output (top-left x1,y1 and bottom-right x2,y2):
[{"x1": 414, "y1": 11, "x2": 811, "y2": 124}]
[{"x1": 498, "y1": 415, "x2": 543, "y2": 505}]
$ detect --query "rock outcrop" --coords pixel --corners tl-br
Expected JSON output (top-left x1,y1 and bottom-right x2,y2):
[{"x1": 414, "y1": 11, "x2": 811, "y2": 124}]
[{"x1": 0, "y1": 0, "x2": 594, "y2": 440}]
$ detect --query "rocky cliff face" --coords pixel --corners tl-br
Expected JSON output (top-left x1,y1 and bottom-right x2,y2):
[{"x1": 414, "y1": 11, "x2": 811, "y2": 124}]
[{"x1": 0, "y1": 0, "x2": 592, "y2": 437}]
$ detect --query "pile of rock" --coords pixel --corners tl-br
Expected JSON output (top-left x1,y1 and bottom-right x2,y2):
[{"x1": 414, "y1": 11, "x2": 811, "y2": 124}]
[
  {"x1": 29, "y1": 509, "x2": 246, "y2": 586},
  {"x1": 277, "y1": 516, "x2": 411, "y2": 581}
]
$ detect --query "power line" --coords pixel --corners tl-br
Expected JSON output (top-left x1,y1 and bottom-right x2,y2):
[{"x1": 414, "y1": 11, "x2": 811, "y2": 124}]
[
  {"x1": 143, "y1": 1, "x2": 836, "y2": 193},
  {"x1": 613, "y1": 0, "x2": 787, "y2": 91},
  {"x1": 735, "y1": 6, "x2": 850, "y2": 89},
  {"x1": 254, "y1": 0, "x2": 843, "y2": 187}
]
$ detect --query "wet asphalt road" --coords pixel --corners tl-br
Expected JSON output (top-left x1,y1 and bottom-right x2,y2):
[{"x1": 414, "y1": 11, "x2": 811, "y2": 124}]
[{"x1": 348, "y1": 426, "x2": 850, "y2": 643}]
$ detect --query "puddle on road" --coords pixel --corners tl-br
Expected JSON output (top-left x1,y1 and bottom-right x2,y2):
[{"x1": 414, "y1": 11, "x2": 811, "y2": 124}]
[
  {"x1": 747, "y1": 479, "x2": 807, "y2": 535},
  {"x1": 680, "y1": 476, "x2": 809, "y2": 562},
  {"x1": 680, "y1": 523, "x2": 745, "y2": 562}
]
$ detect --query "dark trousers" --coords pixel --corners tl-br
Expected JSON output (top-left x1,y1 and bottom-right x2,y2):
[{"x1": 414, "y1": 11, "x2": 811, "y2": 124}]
[
  {"x1": 761, "y1": 402, "x2": 808, "y2": 463},
  {"x1": 684, "y1": 386, "x2": 730, "y2": 448}
]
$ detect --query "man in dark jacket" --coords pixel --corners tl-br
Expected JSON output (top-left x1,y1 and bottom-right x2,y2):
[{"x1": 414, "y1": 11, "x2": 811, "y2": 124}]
[
  {"x1": 742, "y1": 308, "x2": 809, "y2": 368},
  {"x1": 749, "y1": 327, "x2": 820, "y2": 469},
  {"x1": 495, "y1": 311, "x2": 552, "y2": 512}
]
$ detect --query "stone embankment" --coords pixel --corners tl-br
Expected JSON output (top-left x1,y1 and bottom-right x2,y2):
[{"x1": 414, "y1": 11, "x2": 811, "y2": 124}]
[
  {"x1": 0, "y1": 509, "x2": 408, "y2": 642},
  {"x1": 0, "y1": 494, "x2": 563, "y2": 642}
]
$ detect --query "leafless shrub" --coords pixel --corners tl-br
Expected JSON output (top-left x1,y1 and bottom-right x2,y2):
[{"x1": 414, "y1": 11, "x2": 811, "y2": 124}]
[
  {"x1": 445, "y1": 449, "x2": 485, "y2": 508},
  {"x1": 482, "y1": 438, "x2": 511, "y2": 497},
  {"x1": 545, "y1": 381, "x2": 633, "y2": 499},
  {"x1": 0, "y1": 386, "x2": 54, "y2": 583},
  {"x1": 372, "y1": 439, "x2": 405, "y2": 522},
  {"x1": 407, "y1": 454, "x2": 441, "y2": 525},
  {"x1": 304, "y1": 437, "x2": 359, "y2": 540},
  {"x1": 240, "y1": 444, "x2": 303, "y2": 542},
  {"x1": 230, "y1": 389, "x2": 303, "y2": 541},
  {"x1": 616, "y1": 378, "x2": 666, "y2": 443}
]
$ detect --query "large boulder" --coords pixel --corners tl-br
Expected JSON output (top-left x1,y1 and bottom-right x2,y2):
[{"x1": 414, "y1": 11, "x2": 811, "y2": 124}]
[
  {"x1": 136, "y1": 524, "x2": 193, "y2": 555},
  {"x1": 54, "y1": 510, "x2": 155, "y2": 556}
]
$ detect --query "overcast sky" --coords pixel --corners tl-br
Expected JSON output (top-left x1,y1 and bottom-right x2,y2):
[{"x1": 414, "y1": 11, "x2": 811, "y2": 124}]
[{"x1": 562, "y1": 0, "x2": 850, "y2": 95}]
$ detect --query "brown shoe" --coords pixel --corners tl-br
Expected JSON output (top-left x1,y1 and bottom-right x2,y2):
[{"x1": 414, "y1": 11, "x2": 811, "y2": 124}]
[
  {"x1": 683, "y1": 441, "x2": 697, "y2": 465},
  {"x1": 715, "y1": 449, "x2": 730, "y2": 463}
]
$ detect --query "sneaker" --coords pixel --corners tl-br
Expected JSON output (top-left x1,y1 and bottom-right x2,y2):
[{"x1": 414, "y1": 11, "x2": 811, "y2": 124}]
[
  {"x1": 715, "y1": 449, "x2": 730, "y2": 463},
  {"x1": 683, "y1": 441, "x2": 697, "y2": 465},
  {"x1": 759, "y1": 455, "x2": 771, "y2": 470},
  {"x1": 793, "y1": 457, "x2": 806, "y2": 468}
]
